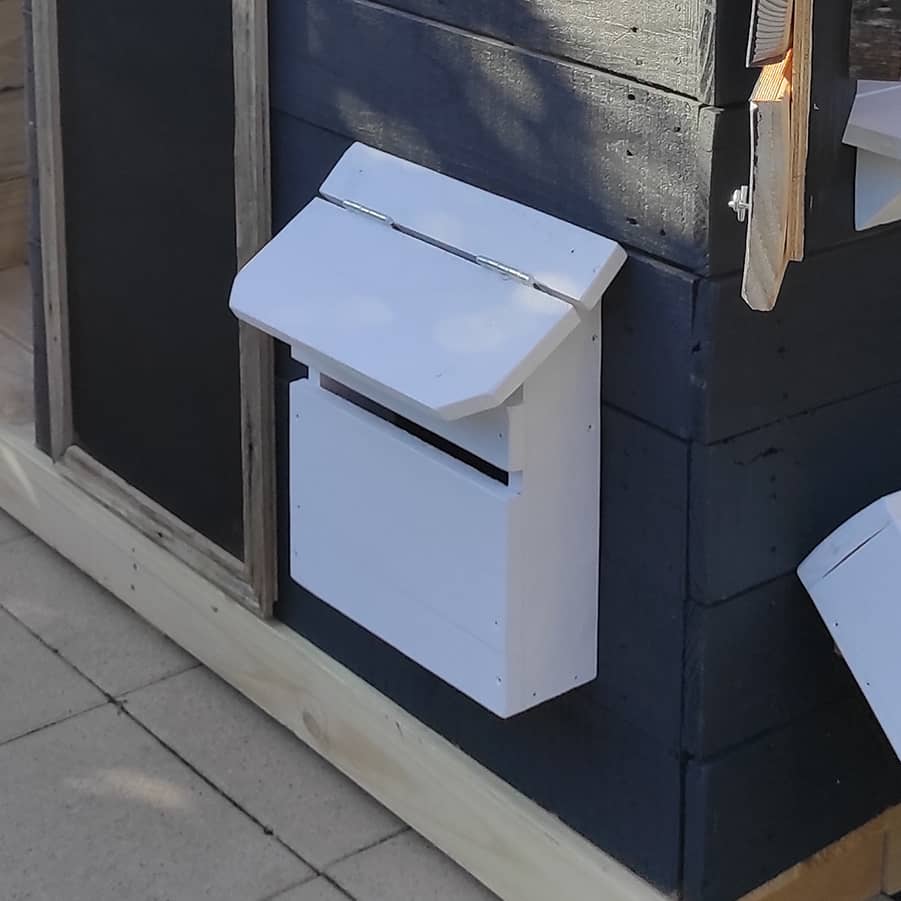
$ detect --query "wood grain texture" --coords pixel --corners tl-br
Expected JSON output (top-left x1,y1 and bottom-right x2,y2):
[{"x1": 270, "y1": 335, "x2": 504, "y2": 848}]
[
  {"x1": 31, "y1": 0, "x2": 70, "y2": 459},
  {"x1": 742, "y1": 61, "x2": 792, "y2": 311},
  {"x1": 0, "y1": 176, "x2": 25, "y2": 270},
  {"x1": 883, "y1": 803, "x2": 901, "y2": 893},
  {"x1": 268, "y1": 0, "x2": 749, "y2": 275},
  {"x1": 0, "y1": 88, "x2": 25, "y2": 182},
  {"x1": 850, "y1": 0, "x2": 901, "y2": 81},
  {"x1": 0, "y1": 0, "x2": 24, "y2": 90},
  {"x1": 693, "y1": 228, "x2": 901, "y2": 443},
  {"x1": 60, "y1": 446, "x2": 257, "y2": 610},
  {"x1": 684, "y1": 574, "x2": 855, "y2": 758},
  {"x1": 787, "y1": 0, "x2": 814, "y2": 261},
  {"x1": 360, "y1": 0, "x2": 756, "y2": 104},
  {"x1": 684, "y1": 698, "x2": 901, "y2": 901},
  {"x1": 0, "y1": 421, "x2": 669, "y2": 901},
  {"x1": 233, "y1": 0, "x2": 276, "y2": 615},
  {"x1": 690, "y1": 380, "x2": 901, "y2": 602},
  {"x1": 57, "y1": 0, "x2": 244, "y2": 555},
  {"x1": 740, "y1": 815, "x2": 886, "y2": 901}
]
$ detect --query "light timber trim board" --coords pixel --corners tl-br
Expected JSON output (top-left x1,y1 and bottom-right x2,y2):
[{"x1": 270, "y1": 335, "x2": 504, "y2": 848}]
[
  {"x1": 740, "y1": 803, "x2": 901, "y2": 901},
  {"x1": 0, "y1": 420, "x2": 664, "y2": 901},
  {"x1": 742, "y1": 55, "x2": 793, "y2": 311},
  {"x1": 787, "y1": 0, "x2": 814, "y2": 262},
  {"x1": 29, "y1": 0, "x2": 277, "y2": 615},
  {"x1": 233, "y1": 0, "x2": 277, "y2": 614}
]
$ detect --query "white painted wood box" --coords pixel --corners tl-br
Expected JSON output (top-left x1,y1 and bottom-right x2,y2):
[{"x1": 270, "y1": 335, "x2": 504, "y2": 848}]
[
  {"x1": 230, "y1": 144, "x2": 626, "y2": 716},
  {"x1": 798, "y1": 493, "x2": 901, "y2": 762}
]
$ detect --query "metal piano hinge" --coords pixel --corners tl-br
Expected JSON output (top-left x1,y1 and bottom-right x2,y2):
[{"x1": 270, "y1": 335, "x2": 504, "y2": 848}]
[
  {"x1": 475, "y1": 256, "x2": 535, "y2": 287},
  {"x1": 337, "y1": 198, "x2": 395, "y2": 227}
]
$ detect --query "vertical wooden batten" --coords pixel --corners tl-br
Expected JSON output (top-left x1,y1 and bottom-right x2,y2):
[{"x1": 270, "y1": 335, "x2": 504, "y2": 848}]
[
  {"x1": 31, "y1": 0, "x2": 71, "y2": 459},
  {"x1": 233, "y1": 0, "x2": 277, "y2": 615}
]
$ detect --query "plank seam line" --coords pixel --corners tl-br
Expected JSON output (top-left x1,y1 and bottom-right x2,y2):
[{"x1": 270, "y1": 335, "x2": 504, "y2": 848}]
[
  {"x1": 2, "y1": 596, "x2": 316, "y2": 873},
  {"x1": 336, "y1": 0, "x2": 708, "y2": 105}
]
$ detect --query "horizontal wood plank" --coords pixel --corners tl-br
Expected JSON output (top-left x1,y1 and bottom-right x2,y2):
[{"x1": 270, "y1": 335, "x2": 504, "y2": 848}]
[
  {"x1": 693, "y1": 229, "x2": 901, "y2": 443},
  {"x1": 690, "y1": 381, "x2": 901, "y2": 602},
  {"x1": 268, "y1": 0, "x2": 748, "y2": 274},
  {"x1": 684, "y1": 699, "x2": 901, "y2": 901},
  {"x1": 361, "y1": 0, "x2": 756, "y2": 104},
  {"x1": 850, "y1": 0, "x2": 901, "y2": 81},
  {"x1": 684, "y1": 574, "x2": 855, "y2": 758}
]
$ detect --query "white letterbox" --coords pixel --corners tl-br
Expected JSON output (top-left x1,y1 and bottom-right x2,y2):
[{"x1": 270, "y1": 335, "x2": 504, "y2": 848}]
[
  {"x1": 799, "y1": 493, "x2": 901, "y2": 762},
  {"x1": 230, "y1": 144, "x2": 626, "y2": 716}
]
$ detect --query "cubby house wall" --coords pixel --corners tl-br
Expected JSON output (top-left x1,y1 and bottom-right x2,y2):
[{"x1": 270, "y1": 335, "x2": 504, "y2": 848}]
[{"x1": 270, "y1": 2, "x2": 901, "y2": 900}]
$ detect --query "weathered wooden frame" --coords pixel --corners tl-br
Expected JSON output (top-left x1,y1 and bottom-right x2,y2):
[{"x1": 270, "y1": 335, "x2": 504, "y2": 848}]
[{"x1": 30, "y1": 0, "x2": 276, "y2": 615}]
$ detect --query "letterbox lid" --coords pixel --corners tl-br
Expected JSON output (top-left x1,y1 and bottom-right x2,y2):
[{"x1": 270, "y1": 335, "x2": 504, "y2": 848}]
[
  {"x1": 320, "y1": 143, "x2": 626, "y2": 311},
  {"x1": 230, "y1": 144, "x2": 626, "y2": 421}
]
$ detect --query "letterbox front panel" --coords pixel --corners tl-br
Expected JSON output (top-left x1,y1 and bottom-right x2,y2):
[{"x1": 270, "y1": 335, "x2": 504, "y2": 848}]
[{"x1": 290, "y1": 377, "x2": 519, "y2": 714}]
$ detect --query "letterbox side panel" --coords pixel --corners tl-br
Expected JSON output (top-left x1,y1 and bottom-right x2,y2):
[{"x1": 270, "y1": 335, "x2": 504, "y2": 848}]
[{"x1": 507, "y1": 316, "x2": 601, "y2": 712}]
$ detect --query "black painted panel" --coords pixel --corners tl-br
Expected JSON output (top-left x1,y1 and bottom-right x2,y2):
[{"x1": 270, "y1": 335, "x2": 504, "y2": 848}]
[
  {"x1": 57, "y1": 1, "x2": 243, "y2": 555},
  {"x1": 269, "y1": 0, "x2": 749, "y2": 275},
  {"x1": 602, "y1": 255, "x2": 696, "y2": 439},
  {"x1": 684, "y1": 697, "x2": 901, "y2": 901},
  {"x1": 694, "y1": 231, "x2": 901, "y2": 444},
  {"x1": 690, "y1": 381, "x2": 901, "y2": 602},
  {"x1": 368, "y1": 0, "x2": 757, "y2": 105},
  {"x1": 684, "y1": 574, "x2": 855, "y2": 758}
]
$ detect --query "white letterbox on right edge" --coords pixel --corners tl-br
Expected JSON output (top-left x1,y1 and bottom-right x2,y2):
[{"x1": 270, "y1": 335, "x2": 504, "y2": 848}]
[
  {"x1": 799, "y1": 493, "x2": 901, "y2": 762},
  {"x1": 231, "y1": 144, "x2": 627, "y2": 717}
]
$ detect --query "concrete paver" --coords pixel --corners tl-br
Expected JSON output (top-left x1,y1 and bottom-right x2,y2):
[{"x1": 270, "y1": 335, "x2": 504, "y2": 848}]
[
  {"x1": 0, "y1": 537, "x2": 196, "y2": 695},
  {"x1": 327, "y1": 831, "x2": 499, "y2": 901},
  {"x1": 0, "y1": 507, "x2": 26, "y2": 545},
  {"x1": 125, "y1": 665, "x2": 404, "y2": 869},
  {"x1": 269, "y1": 877, "x2": 353, "y2": 900},
  {"x1": 0, "y1": 606, "x2": 104, "y2": 744},
  {"x1": 0, "y1": 703, "x2": 312, "y2": 901}
]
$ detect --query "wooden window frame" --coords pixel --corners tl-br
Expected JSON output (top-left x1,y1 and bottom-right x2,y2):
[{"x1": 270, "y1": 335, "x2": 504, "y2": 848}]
[{"x1": 31, "y1": 0, "x2": 276, "y2": 615}]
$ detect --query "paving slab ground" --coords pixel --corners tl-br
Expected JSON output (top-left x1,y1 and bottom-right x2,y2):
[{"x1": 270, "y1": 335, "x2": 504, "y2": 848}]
[{"x1": 0, "y1": 509, "x2": 499, "y2": 901}]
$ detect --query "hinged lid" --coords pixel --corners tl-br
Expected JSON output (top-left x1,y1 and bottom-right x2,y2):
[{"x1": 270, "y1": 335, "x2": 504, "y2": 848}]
[
  {"x1": 230, "y1": 143, "x2": 626, "y2": 421},
  {"x1": 321, "y1": 144, "x2": 625, "y2": 311},
  {"x1": 843, "y1": 81, "x2": 901, "y2": 161}
]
